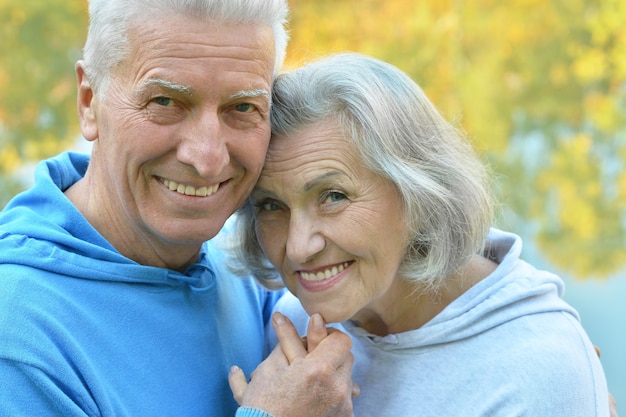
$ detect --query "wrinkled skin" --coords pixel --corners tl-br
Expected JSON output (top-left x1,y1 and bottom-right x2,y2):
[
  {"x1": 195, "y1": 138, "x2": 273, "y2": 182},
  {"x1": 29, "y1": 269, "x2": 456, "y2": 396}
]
[
  {"x1": 70, "y1": 17, "x2": 274, "y2": 272},
  {"x1": 230, "y1": 313, "x2": 358, "y2": 417}
]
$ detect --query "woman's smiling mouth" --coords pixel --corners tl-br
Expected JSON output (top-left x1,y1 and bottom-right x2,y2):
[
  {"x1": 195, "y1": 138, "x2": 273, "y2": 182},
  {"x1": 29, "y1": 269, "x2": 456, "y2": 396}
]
[
  {"x1": 296, "y1": 262, "x2": 353, "y2": 292},
  {"x1": 299, "y1": 261, "x2": 352, "y2": 281}
]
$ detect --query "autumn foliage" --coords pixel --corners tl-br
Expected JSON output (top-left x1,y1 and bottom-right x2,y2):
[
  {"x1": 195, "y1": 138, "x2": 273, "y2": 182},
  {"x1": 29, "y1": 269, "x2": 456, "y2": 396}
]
[{"x1": 1, "y1": 0, "x2": 625, "y2": 278}]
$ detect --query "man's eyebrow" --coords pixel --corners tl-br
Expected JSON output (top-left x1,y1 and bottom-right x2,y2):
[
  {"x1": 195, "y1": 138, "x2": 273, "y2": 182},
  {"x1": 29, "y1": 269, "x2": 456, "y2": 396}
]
[
  {"x1": 140, "y1": 78, "x2": 193, "y2": 96},
  {"x1": 230, "y1": 89, "x2": 270, "y2": 100}
]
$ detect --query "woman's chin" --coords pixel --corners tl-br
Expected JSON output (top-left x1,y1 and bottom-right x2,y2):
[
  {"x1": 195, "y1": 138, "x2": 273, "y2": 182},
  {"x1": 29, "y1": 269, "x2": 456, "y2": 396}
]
[{"x1": 302, "y1": 305, "x2": 349, "y2": 325}]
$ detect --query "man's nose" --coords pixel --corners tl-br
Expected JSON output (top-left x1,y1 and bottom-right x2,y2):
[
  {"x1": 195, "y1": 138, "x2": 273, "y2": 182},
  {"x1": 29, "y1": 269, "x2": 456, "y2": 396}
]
[{"x1": 176, "y1": 110, "x2": 229, "y2": 177}]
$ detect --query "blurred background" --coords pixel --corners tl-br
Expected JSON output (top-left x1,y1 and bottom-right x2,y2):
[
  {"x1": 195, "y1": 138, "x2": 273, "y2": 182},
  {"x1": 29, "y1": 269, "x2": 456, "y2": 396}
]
[{"x1": 1, "y1": 0, "x2": 624, "y2": 409}]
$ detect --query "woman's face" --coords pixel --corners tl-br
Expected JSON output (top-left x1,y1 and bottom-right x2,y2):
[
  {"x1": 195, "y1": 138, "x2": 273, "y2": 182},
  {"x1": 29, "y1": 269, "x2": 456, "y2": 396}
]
[{"x1": 251, "y1": 120, "x2": 410, "y2": 324}]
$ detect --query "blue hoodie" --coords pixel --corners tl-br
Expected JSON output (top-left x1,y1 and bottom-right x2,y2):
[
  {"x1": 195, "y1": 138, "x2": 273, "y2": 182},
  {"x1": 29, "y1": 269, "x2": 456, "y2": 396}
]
[{"x1": 0, "y1": 152, "x2": 282, "y2": 416}]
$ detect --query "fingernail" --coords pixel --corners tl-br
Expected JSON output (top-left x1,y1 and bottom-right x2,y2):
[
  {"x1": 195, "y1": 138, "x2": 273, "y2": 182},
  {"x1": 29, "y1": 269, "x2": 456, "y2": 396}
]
[
  {"x1": 273, "y1": 311, "x2": 286, "y2": 325},
  {"x1": 311, "y1": 313, "x2": 324, "y2": 330},
  {"x1": 230, "y1": 365, "x2": 240, "y2": 375}
]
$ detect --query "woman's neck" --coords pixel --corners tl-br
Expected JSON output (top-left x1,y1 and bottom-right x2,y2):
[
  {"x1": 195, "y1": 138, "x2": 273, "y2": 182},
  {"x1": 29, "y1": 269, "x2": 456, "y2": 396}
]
[{"x1": 350, "y1": 255, "x2": 497, "y2": 336}]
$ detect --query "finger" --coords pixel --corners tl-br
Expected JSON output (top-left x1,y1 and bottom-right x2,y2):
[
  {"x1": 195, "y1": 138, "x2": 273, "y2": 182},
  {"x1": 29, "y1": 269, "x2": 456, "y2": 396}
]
[
  {"x1": 308, "y1": 329, "x2": 353, "y2": 372},
  {"x1": 333, "y1": 342, "x2": 359, "y2": 404},
  {"x1": 228, "y1": 365, "x2": 248, "y2": 405},
  {"x1": 272, "y1": 312, "x2": 307, "y2": 364},
  {"x1": 263, "y1": 339, "x2": 292, "y2": 366},
  {"x1": 306, "y1": 313, "x2": 329, "y2": 352},
  {"x1": 343, "y1": 346, "x2": 360, "y2": 398},
  {"x1": 594, "y1": 345, "x2": 601, "y2": 358}
]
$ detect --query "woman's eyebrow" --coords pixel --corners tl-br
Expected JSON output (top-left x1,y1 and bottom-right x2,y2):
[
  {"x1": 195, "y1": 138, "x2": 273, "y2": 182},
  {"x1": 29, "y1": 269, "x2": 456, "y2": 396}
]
[
  {"x1": 304, "y1": 170, "x2": 347, "y2": 191},
  {"x1": 250, "y1": 187, "x2": 280, "y2": 201}
]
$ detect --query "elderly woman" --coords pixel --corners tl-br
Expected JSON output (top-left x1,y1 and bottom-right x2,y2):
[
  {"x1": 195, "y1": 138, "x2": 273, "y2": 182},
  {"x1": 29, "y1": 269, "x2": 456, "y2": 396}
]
[{"x1": 229, "y1": 53, "x2": 610, "y2": 416}]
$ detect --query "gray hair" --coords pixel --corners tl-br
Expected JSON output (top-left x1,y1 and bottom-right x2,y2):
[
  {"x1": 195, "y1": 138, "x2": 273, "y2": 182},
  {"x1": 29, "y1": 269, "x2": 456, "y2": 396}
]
[
  {"x1": 83, "y1": 0, "x2": 289, "y2": 96},
  {"x1": 230, "y1": 52, "x2": 494, "y2": 291}
]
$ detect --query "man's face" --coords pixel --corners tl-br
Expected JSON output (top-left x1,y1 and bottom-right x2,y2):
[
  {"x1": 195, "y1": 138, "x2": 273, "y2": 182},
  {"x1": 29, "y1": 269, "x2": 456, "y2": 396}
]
[{"x1": 78, "y1": 16, "x2": 275, "y2": 266}]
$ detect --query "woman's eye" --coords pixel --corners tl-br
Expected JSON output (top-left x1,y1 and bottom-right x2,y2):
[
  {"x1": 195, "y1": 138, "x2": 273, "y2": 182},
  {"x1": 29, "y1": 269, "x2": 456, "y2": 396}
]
[
  {"x1": 254, "y1": 200, "x2": 281, "y2": 212},
  {"x1": 234, "y1": 102, "x2": 256, "y2": 113},
  {"x1": 322, "y1": 191, "x2": 347, "y2": 204},
  {"x1": 152, "y1": 96, "x2": 174, "y2": 107},
  {"x1": 261, "y1": 202, "x2": 278, "y2": 211}
]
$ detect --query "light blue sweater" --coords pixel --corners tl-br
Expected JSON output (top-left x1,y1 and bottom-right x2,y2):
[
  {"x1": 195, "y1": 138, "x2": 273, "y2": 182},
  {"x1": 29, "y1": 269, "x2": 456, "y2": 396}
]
[
  {"x1": 269, "y1": 229, "x2": 610, "y2": 416},
  {"x1": 0, "y1": 152, "x2": 281, "y2": 416}
]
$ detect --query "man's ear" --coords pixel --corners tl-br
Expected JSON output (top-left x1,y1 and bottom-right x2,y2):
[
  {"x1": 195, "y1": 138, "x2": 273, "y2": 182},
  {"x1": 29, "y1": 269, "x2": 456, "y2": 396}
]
[{"x1": 75, "y1": 60, "x2": 99, "y2": 142}]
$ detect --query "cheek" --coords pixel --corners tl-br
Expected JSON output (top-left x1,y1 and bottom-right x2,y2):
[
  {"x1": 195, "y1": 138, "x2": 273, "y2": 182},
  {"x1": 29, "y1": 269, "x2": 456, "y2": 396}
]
[
  {"x1": 234, "y1": 128, "x2": 271, "y2": 173},
  {"x1": 256, "y1": 220, "x2": 284, "y2": 267},
  {"x1": 98, "y1": 107, "x2": 152, "y2": 152},
  {"x1": 355, "y1": 207, "x2": 408, "y2": 273}
]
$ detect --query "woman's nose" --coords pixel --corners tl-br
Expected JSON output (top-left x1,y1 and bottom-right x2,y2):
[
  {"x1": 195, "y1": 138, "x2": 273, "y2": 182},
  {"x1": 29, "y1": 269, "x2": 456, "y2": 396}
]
[{"x1": 285, "y1": 212, "x2": 326, "y2": 264}]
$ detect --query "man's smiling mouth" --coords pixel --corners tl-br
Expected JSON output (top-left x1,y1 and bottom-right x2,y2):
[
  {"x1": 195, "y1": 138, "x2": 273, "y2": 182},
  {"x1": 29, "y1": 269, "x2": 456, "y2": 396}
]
[{"x1": 159, "y1": 178, "x2": 220, "y2": 197}]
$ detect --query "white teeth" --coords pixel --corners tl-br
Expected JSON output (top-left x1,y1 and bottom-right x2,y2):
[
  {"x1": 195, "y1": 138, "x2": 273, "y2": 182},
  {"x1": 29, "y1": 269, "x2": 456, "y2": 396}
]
[
  {"x1": 301, "y1": 262, "x2": 350, "y2": 281},
  {"x1": 161, "y1": 179, "x2": 219, "y2": 197}
]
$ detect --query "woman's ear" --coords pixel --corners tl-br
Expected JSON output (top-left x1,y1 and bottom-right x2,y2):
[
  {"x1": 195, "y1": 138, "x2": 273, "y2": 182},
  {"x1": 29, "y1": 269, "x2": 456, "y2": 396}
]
[{"x1": 75, "y1": 60, "x2": 99, "y2": 142}]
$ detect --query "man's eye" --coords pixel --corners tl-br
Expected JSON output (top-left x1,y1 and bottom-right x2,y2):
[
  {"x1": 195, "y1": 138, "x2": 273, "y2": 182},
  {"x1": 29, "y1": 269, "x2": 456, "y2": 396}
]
[
  {"x1": 234, "y1": 103, "x2": 256, "y2": 113},
  {"x1": 152, "y1": 96, "x2": 174, "y2": 107}
]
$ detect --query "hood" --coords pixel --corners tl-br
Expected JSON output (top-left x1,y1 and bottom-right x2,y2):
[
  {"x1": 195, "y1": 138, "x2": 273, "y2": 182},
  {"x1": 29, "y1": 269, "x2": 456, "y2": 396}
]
[
  {"x1": 0, "y1": 152, "x2": 215, "y2": 291},
  {"x1": 341, "y1": 228, "x2": 578, "y2": 349}
]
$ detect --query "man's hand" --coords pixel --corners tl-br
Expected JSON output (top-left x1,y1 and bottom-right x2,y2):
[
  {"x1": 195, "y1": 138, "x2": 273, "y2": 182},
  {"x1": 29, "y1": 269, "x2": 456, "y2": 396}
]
[{"x1": 229, "y1": 312, "x2": 357, "y2": 417}]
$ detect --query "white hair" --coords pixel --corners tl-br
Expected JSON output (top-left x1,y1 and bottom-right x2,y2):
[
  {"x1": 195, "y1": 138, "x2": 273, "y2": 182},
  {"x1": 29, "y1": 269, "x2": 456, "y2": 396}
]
[
  {"x1": 83, "y1": 0, "x2": 289, "y2": 96},
  {"x1": 230, "y1": 52, "x2": 494, "y2": 292}
]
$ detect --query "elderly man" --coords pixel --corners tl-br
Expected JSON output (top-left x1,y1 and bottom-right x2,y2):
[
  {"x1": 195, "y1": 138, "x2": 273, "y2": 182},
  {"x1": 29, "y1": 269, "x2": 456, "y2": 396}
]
[{"x1": 0, "y1": 1, "x2": 354, "y2": 416}]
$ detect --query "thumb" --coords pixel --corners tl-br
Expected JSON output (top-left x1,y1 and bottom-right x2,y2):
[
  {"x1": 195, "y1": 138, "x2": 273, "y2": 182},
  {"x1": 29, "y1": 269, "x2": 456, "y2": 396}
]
[
  {"x1": 228, "y1": 365, "x2": 248, "y2": 405},
  {"x1": 305, "y1": 313, "x2": 328, "y2": 352}
]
